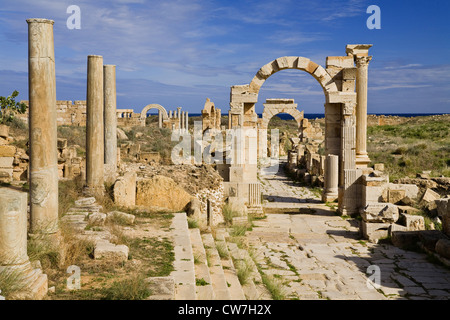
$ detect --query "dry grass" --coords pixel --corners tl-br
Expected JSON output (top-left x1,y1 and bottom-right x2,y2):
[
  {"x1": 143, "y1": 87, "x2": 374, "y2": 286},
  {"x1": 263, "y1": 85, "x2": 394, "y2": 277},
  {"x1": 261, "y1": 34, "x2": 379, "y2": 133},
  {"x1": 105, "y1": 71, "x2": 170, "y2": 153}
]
[{"x1": 367, "y1": 115, "x2": 450, "y2": 180}]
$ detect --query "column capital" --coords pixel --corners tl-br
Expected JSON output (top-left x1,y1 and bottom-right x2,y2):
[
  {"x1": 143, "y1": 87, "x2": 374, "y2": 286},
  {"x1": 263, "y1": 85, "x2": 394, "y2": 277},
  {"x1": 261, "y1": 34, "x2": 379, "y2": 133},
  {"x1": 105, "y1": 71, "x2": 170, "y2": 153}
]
[{"x1": 356, "y1": 56, "x2": 373, "y2": 67}]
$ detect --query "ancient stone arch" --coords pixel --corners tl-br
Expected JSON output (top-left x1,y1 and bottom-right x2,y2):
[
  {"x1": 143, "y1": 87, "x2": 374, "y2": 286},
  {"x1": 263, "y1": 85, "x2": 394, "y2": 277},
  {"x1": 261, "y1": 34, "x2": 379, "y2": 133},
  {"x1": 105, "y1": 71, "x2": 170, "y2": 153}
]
[
  {"x1": 259, "y1": 99, "x2": 304, "y2": 130},
  {"x1": 248, "y1": 56, "x2": 338, "y2": 98},
  {"x1": 224, "y1": 46, "x2": 373, "y2": 216},
  {"x1": 140, "y1": 104, "x2": 169, "y2": 128}
]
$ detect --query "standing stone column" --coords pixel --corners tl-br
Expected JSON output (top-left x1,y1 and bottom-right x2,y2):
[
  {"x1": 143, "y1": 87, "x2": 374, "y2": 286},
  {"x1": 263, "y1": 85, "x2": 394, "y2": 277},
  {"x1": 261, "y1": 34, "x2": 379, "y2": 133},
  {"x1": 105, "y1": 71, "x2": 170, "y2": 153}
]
[
  {"x1": 158, "y1": 110, "x2": 162, "y2": 129},
  {"x1": 177, "y1": 107, "x2": 182, "y2": 130},
  {"x1": 27, "y1": 18, "x2": 59, "y2": 236},
  {"x1": 0, "y1": 188, "x2": 48, "y2": 299},
  {"x1": 181, "y1": 111, "x2": 185, "y2": 131},
  {"x1": 185, "y1": 111, "x2": 189, "y2": 131},
  {"x1": 355, "y1": 56, "x2": 372, "y2": 168},
  {"x1": 322, "y1": 155, "x2": 339, "y2": 202},
  {"x1": 104, "y1": 65, "x2": 117, "y2": 168},
  {"x1": 85, "y1": 55, "x2": 104, "y2": 195}
]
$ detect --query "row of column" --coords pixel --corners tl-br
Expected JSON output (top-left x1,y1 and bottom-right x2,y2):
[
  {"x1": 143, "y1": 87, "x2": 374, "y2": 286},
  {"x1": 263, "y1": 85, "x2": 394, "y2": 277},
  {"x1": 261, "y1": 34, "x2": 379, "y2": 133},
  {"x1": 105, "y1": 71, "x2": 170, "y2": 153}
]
[
  {"x1": 0, "y1": 19, "x2": 119, "y2": 294},
  {"x1": 168, "y1": 108, "x2": 189, "y2": 131}
]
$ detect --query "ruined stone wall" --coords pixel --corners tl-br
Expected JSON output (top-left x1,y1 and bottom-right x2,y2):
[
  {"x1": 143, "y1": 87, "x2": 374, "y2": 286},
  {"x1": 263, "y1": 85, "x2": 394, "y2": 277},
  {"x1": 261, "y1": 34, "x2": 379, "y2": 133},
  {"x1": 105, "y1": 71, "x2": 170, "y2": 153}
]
[
  {"x1": 367, "y1": 115, "x2": 413, "y2": 127},
  {"x1": 19, "y1": 100, "x2": 87, "y2": 126}
]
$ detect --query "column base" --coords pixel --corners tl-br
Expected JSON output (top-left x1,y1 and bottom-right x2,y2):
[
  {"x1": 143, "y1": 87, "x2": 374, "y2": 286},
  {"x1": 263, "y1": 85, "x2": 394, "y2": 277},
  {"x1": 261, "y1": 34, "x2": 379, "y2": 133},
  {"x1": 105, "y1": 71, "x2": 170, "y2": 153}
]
[
  {"x1": 0, "y1": 261, "x2": 48, "y2": 300},
  {"x1": 355, "y1": 153, "x2": 371, "y2": 168},
  {"x1": 322, "y1": 192, "x2": 338, "y2": 203}
]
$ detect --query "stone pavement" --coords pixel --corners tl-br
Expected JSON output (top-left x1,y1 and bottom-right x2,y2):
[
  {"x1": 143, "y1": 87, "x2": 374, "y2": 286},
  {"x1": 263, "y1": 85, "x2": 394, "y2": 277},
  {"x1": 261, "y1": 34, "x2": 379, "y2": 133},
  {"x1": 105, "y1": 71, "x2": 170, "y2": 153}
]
[{"x1": 249, "y1": 163, "x2": 450, "y2": 300}]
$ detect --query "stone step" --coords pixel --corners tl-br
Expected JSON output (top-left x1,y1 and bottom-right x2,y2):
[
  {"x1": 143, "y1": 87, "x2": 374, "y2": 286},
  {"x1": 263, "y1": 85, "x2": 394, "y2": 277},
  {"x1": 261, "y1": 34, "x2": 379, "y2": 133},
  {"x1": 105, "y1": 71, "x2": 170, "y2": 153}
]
[
  {"x1": 215, "y1": 230, "x2": 246, "y2": 300},
  {"x1": 201, "y1": 233, "x2": 232, "y2": 300},
  {"x1": 227, "y1": 241, "x2": 272, "y2": 300},
  {"x1": 170, "y1": 212, "x2": 196, "y2": 300},
  {"x1": 189, "y1": 228, "x2": 215, "y2": 300}
]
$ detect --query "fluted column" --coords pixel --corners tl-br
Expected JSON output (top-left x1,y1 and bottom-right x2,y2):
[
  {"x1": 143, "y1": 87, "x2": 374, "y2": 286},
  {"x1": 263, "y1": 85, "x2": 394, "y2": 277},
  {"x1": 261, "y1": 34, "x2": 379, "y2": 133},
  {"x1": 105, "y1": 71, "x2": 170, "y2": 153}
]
[
  {"x1": 27, "y1": 18, "x2": 59, "y2": 236},
  {"x1": 355, "y1": 56, "x2": 372, "y2": 168}
]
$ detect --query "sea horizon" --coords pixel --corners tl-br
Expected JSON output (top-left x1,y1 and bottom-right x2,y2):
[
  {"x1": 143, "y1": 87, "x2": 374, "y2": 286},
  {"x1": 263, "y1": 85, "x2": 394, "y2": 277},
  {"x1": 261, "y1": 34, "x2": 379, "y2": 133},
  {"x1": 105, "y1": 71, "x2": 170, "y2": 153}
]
[{"x1": 145, "y1": 112, "x2": 449, "y2": 120}]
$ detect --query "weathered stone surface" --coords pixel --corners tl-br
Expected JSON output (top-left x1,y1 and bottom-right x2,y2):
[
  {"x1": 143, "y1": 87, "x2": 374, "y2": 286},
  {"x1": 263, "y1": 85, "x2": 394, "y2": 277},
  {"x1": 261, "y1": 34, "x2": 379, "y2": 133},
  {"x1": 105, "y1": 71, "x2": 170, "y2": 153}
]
[
  {"x1": 88, "y1": 212, "x2": 106, "y2": 226},
  {"x1": 186, "y1": 198, "x2": 202, "y2": 219},
  {"x1": 0, "y1": 145, "x2": 16, "y2": 157},
  {"x1": 421, "y1": 188, "x2": 440, "y2": 204},
  {"x1": 435, "y1": 239, "x2": 450, "y2": 259},
  {"x1": 435, "y1": 198, "x2": 450, "y2": 237},
  {"x1": 361, "y1": 203, "x2": 399, "y2": 223},
  {"x1": 106, "y1": 211, "x2": 135, "y2": 225},
  {"x1": 145, "y1": 277, "x2": 175, "y2": 300},
  {"x1": 94, "y1": 240, "x2": 129, "y2": 262},
  {"x1": 0, "y1": 187, "x2": 48, "y2": 300},
  {"x1": 399, "y1": 213, "x2": 426, "y2": 231},
  {"x1": 28, "y1": 18, "x2": 59, "y2": 237},
  {"x1": 117, "y1": 128, "x2": 128, "y2": 140},
  {"x1": 361, "y1": 220, "x2": 391, "y2": 242},
  {"x1": 113, "y1": 172, "x2": 136, "y2": 208},
  {"x1": 418, "y1": 230, "x2": 449, "y2": 252},
  {"x1": 388, "y1": 189, "x2": 406, "y2": 204},
  {"x1": 75, "y1": 197, "x2": 96, "y2": 207},
  {"x1": 0, "y1": 125, "x2": 9, "y2": 138},
  {"x1": 136, "y1": 175, "x2": 192, "y2": 211},
  {"x1": 85, "y1": 54, "x2": 104, "y2": 194}
]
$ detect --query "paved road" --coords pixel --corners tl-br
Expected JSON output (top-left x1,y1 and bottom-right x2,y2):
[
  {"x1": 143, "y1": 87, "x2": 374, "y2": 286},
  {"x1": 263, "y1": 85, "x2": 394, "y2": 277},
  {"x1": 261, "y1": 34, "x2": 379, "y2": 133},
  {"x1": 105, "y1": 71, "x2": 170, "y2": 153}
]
[{"x1": 249, "y1": 162, "x2": 450, "y2": 300}]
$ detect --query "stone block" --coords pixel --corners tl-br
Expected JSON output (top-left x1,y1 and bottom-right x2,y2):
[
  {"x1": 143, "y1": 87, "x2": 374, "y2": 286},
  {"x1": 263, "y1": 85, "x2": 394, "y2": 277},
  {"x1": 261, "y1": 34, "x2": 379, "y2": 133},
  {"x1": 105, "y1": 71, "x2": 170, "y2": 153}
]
[
  {"x1": 57, "y1": 138, "x2": 68, "y2": 149},
  {"x1": 229, "y1": 166, "x2": 244, "y2": 182},
  {"x1": 0, "y1": 145, "x2": 16, "y2": 157},
  {"x1": 0, "y1": 125, "x2": 9, "y2": 138},
  {"x1": 75, "y1": 197, "x2": 96, "y2": 207},
  {"x1": 0, "y1": 168, "x2": 13, "y2": 182},
  {"x1": 397, "y1": 205, "x2": 420, "y2": 215},
  {"x1": 388, "y1": 189, "x2": 406, "y2": 204},
  {"x1": 0, "y1": 157, "x2": 14, "y2": 167},
  {"x1": 361, "y1": 203, "x2": 399, "y2": 223},
  {"x1": 421, "y1": 188, "x2": 440, "y2": 203},
  {"x1": 136, "y1": 175, "x2": 191, "y2": 211},
  {"x1": 342, "y1": 67, "x2": 357, "y2": 80},
  {"x1": 374, "y1": 163, "x2": 385, "y2": 171},
  {"x1": 326, "y1": 56, "x2": 354, "y2": 68},
  {"x1": 144, "y1": 277, "x2": 175, "y2": 300},
  {"x1": 361, "y1": 221, "x2": 391, "y2": 243},
  {"x1": 418, "y1": 230, "x2": 449, "y2": 252},
  {"x1": 399, "y1": 213, "x2": 425, "y2": 231},
  {"x1": 94, "y1": 240, "x2": 129, "y2": 262},
  {"x1": 113, "y1": 172, "x2": 136, "y2": 208},
  {"x1": 388, "y1": 183, "x2": 419, "y2": 200},
  {"x1": 296, "y1": 57, "x2": 311, "y2": 70},
  {"x1": 435, "y1": 239, "x2": 450, "y2": 260},
  {"x1": 391, "y1": 230, "x2": 420, "y2": 249},
  {"x1": 88, "y1": 212, "x2": 106, "y2": 226},
  {"x1": 435, "y1": 198, "x2": 449, "y2": 217},
  {"x1": 362, "y1": 185, "x2": 384, "y2": 204},
  {"x1": 106, "y1": 211, "x2": 135, "y2": 225}
]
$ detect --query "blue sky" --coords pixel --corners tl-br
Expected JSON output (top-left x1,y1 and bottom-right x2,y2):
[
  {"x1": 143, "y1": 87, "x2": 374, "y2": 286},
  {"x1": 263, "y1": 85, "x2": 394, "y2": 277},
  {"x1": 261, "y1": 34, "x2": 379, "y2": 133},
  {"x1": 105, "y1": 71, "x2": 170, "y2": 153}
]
[{"x1": 0, "y1": 0, "x2": 449, "y2": 114}]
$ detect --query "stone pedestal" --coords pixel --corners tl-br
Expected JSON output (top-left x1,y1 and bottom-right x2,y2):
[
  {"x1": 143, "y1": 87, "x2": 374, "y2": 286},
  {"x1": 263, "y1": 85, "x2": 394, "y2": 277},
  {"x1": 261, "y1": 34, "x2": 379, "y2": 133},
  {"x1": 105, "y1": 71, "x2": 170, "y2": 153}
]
[
  {"x1": 322, "y1": 155, "x2": 339, "y2": 202},
  {"x1": 85, "y1": 55, "x2": 104, "y2": 195},
  {"x1": 27, "y1": 18, "x2": 59, "y2": 236},
  {"x1": 0, "y1": 188, "x2": 48, "y2": 300}
]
